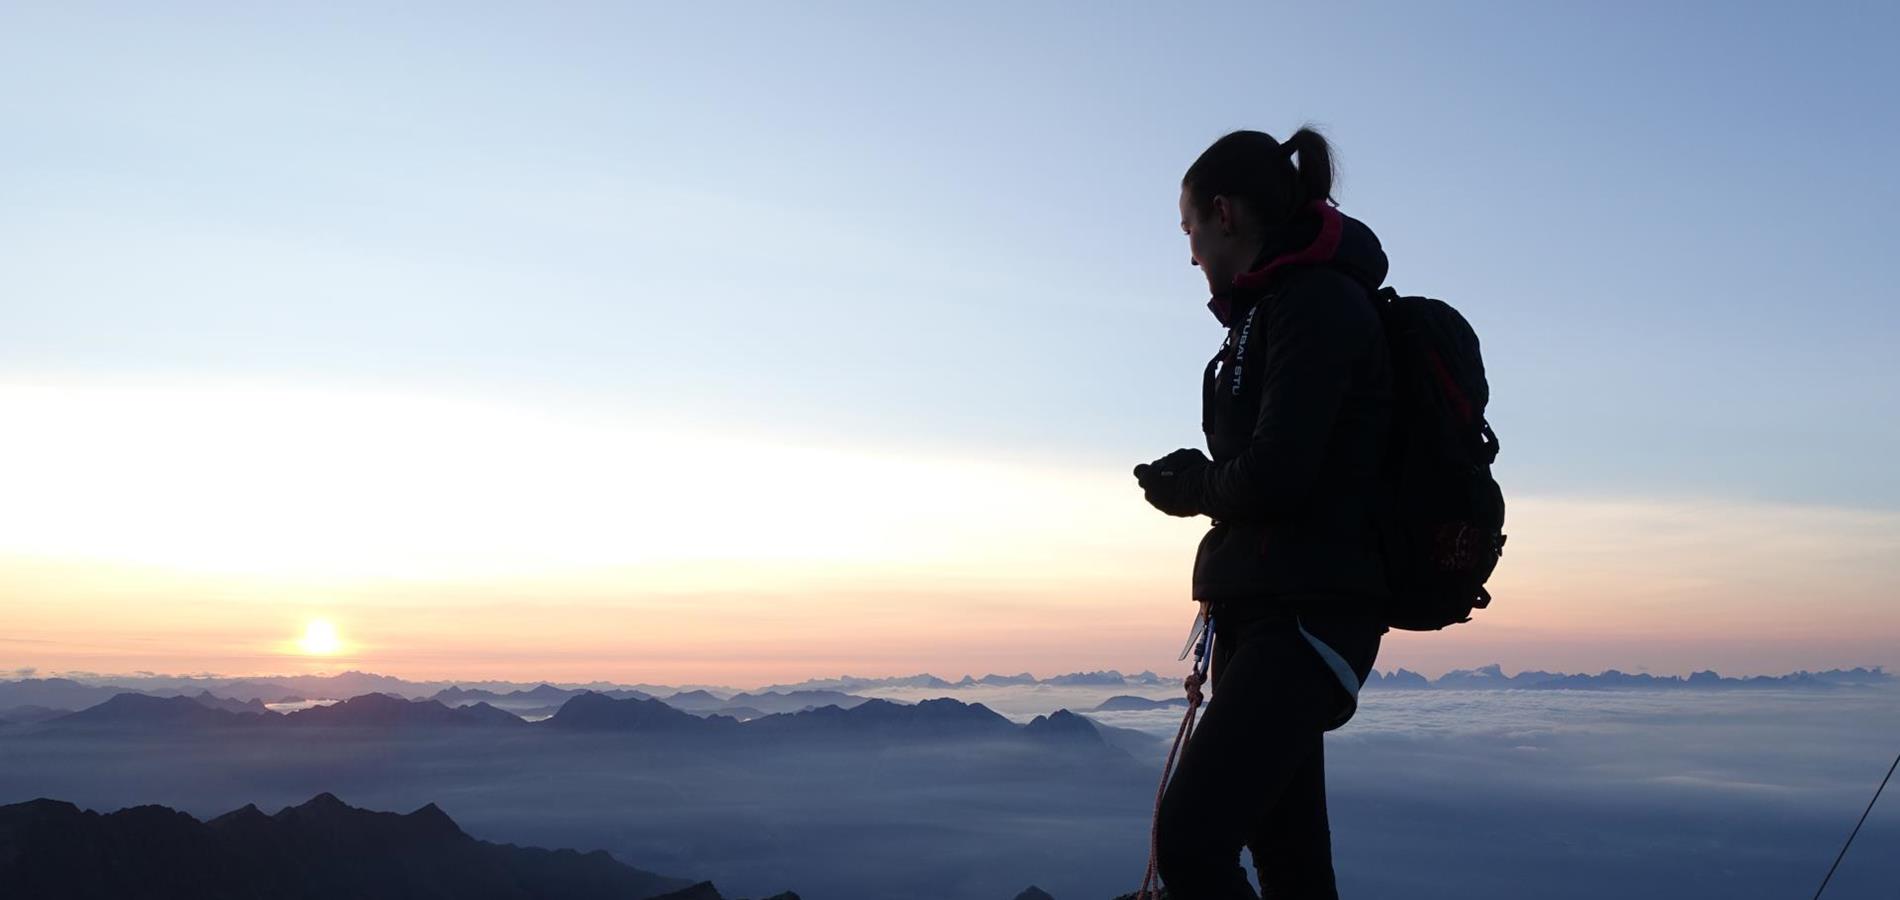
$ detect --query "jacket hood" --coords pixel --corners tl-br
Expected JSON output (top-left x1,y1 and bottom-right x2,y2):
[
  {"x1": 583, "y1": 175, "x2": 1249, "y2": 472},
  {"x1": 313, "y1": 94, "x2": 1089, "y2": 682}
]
[{"x1": 1206, "y1": 200, "x2": 1389, "y2": 327}]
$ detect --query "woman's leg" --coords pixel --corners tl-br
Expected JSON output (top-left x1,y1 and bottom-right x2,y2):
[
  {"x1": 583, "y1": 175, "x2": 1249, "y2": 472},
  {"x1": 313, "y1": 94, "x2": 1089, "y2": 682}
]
[
  {"x1": 1153, "y1": 610, "x2": 1341, "y2": 899},
  {"x1": 1251, "y1": 606, "x2": 1384, "y2": 898},
  {"x1": 1248, "y1": 736, "x2": 1336, "y2": 899}
]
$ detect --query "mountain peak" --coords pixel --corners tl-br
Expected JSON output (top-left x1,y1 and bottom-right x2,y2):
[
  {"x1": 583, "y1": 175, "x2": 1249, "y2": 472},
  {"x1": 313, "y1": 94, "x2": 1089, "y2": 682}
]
[
  {"x1": 542, "y1": 691, "x2": 710, "y2": 732},
  {"x1": 406, "y1": 802, "x2": 466, "y2": 839},
  {"x1": 207, "y1": 802, "x2": 269, "y2": 830},
  {"x1": 1023, "y1": 708, "x2": 1103, "y2": 743},
  {"x1": 300, "y1": 792, "x2": 347, "y2": 811},
  {"x1": 7, "y1": 798, "x2": 82, "y2": 817}
]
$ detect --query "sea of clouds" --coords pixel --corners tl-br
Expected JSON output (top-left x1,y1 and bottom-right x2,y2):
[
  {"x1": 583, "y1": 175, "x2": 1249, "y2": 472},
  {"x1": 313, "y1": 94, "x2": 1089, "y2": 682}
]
[
  {"x1": 865, "y1": 679, "x2": 1900, "y2": 899},
  {"x1": 5, "y1": 677, "x2": 1896, "y2": 900}
]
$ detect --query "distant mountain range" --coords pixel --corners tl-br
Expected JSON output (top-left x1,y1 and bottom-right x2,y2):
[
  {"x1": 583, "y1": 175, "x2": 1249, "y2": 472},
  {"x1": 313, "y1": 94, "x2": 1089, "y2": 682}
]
[
  {"x1": 0, "y1": 792, "x2": 804, "y2": 900},
  {"x1": 46, "y1": 692, "x2": 531, "y2": 731},
  {"x1": 1361, "y1": 663, "x2": 1893, "y2": 691},
  {"x1": 0, "y1": 671, "x2": 751, "y2": 705},
  {"x1": 534, "y1": 693, "x2": 1136, "y2": 759},
  {"x1": 1, "y1": 664, "x2": 1887, "y2": 725},
  {"x1": 1082, "y1": 666, "x2": 1892, "y2": 704},
  {"x1": 25, "y1": 690, "x2": 1146, "y2": 762},
  {"x1": 658, "y1": 688, "x2": 871, "y2": 716},
  {"x1": 750, "y1": 671, "x2": 1171, "y2": 693},
  {"x1": 432, "y1": 684, "x2": 654, "y2": 706},
  {"x1": 185, "y1": 689, "x2": 273, "y2": 715}
]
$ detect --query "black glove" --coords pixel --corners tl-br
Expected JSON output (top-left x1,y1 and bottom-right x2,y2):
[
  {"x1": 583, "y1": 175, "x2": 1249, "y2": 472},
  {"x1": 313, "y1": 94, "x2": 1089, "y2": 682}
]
[{"x1": 1133, "y1": 448, "x2": 1210, "y2": 517}]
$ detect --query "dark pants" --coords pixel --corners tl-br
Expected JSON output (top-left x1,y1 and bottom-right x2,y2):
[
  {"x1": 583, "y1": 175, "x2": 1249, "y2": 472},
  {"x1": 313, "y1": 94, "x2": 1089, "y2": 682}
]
[{"x1": 1154, "y1": 595, "x2": 1387, "y2": 899}]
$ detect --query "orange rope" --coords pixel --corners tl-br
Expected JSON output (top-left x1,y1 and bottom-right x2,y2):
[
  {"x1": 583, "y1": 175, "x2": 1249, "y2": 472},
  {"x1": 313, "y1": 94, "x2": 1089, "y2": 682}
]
[{"x1": 1137, "y1": 615, "x2": 1214, "y2": 900}]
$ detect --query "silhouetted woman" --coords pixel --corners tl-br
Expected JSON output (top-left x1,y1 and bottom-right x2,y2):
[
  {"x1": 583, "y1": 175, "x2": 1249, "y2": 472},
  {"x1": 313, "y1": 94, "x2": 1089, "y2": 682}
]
[{"x1": 1133, "y1": 126, "x2": 1393, "y2": 899}]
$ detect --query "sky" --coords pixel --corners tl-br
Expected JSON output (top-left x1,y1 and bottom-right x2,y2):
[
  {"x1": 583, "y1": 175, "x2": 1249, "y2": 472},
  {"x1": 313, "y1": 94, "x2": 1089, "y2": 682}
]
[{"x1": 2, "y1": 2, "x2": 1897, "y2": 684}]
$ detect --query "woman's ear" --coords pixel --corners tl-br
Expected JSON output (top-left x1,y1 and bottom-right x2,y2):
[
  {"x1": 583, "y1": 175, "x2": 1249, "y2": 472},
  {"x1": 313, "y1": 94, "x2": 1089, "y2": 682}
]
[{"x1": 1212, "y1": 195, "x2": 1235, "y2": 235}]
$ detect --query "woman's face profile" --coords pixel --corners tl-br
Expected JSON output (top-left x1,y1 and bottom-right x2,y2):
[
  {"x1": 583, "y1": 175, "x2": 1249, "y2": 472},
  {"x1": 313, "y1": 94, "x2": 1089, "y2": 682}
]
[{"x1": 1179, "y1": 186, "x2": 1245, "y2": 295}]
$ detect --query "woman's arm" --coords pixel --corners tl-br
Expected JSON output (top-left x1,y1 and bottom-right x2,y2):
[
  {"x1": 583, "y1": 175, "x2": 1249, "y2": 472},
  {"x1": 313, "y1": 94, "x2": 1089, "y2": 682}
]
[{"x1": 1185, "y1": 273, "x2": 1380, "y2": 523}]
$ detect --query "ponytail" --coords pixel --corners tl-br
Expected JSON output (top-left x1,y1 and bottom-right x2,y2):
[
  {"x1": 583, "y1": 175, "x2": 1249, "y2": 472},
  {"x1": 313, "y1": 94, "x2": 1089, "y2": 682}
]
[
  {"x1": 1182, "y1": 124, "x2": 1338, "y2": 233},
  {"x1": 1280, "y1": 126, "x2": 1335, "y2": 211}
]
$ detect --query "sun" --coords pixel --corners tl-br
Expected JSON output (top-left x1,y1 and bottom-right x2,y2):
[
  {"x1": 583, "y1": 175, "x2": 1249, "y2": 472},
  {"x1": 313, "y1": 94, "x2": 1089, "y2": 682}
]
[{"x1": 297, "y1": 619, "x2": 344, "y2": 656}]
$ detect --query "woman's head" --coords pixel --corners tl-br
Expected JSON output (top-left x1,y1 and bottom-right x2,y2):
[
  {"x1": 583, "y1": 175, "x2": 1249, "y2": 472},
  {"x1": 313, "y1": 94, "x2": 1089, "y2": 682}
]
[{"x1": 1179, "y1": 126, "x2": 1336, "y2": 294}]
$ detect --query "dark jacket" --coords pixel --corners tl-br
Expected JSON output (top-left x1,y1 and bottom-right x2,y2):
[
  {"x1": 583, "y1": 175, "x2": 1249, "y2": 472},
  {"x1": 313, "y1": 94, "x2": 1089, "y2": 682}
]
[{"x1": 1181, "y1": 202, "x2": 1393, "y2": 612}]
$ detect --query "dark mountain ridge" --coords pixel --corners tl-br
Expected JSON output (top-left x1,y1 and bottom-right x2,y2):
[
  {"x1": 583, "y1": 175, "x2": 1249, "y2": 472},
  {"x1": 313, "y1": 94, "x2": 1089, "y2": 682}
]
[
  {"x1": 189, "y1": 690, "x2": 272, "y2": 715},
  {"x1": 45, "y1": 692, "x2": 531, "y2": 731},
  {"x1": 1088, "y1": 695, "x2": 1190, "y2": 712},
  {"x1": 35, "y1": 691, "x2": 1131, "y2": 759},
  {"x1": 433, "y1": 684, "x2": 654, "y2": 707},
  {"x1": 0, "y1": 792, "x2": 701, "y2": 900}
]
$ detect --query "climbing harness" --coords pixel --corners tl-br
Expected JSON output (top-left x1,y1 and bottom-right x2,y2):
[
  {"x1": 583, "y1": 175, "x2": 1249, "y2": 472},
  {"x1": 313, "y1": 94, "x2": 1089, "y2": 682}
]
[{"x1": 1136, "y1": 603, "x2": 1217, "y2": 900}]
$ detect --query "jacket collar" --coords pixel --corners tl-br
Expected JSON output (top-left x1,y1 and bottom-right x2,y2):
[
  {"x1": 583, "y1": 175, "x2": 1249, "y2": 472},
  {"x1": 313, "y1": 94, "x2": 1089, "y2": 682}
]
[{"x1": 1204, "y1": 200, "x2": 1345, "y2": 327}]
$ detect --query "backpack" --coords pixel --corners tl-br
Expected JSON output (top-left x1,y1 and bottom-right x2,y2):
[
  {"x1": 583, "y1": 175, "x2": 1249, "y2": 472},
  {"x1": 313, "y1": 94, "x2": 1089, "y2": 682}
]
[{"x1": 1370, "y1": 286, "x2": 1507, "y2": 631}]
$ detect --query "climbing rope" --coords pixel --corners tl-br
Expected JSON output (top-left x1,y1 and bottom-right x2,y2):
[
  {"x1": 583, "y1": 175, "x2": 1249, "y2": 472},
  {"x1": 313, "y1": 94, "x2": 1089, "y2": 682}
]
[
  {"x1": 1137, "y1": 606, "x2": 1216, "y2": 900},
  {"x1": 1811, "y1": 748, "x2": 1899, "y2": 899}
]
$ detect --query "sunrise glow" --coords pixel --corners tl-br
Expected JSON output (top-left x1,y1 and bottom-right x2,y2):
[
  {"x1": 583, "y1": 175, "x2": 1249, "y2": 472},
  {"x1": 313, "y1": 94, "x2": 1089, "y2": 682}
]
[
  {"x1": 1, "y1": 380, "x2": 1896, "y2": 684},
  {"x1": 296, "y1": 619, "x2": 343, "y2": 656}
]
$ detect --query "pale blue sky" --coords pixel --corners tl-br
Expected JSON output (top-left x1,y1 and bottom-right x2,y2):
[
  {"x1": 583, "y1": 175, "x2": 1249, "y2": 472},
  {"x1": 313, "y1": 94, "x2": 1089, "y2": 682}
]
[{"x1": 4, "y1": 1, "x2": 1897, "y2": 512}]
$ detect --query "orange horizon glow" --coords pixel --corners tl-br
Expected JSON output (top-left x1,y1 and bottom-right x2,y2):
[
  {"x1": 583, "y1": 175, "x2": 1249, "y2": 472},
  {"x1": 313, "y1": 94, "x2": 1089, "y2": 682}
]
[{"x1": 3, "y1": 380, "x2": 1897, "y2": 686}]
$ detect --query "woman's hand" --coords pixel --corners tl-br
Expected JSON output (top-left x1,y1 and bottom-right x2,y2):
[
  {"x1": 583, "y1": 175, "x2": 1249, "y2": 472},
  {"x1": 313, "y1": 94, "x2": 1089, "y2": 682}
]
[{"x1": 1133, "y1": 448, "x2": 1211, "y2": 517}]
